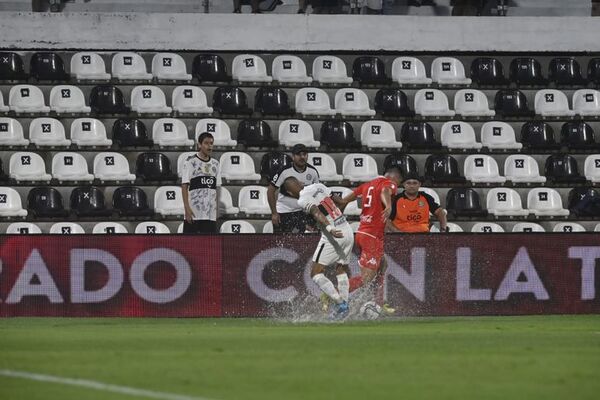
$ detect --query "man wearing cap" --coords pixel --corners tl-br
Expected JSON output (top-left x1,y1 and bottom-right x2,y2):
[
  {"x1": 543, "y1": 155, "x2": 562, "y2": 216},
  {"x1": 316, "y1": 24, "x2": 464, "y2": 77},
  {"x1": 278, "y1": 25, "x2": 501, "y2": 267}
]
[
  {"x1": 267, "y1": 144, "x2": 320, "y2": 233},
  {"x1": 387, "y1": 172, "x2": 448, "y2": 233}
]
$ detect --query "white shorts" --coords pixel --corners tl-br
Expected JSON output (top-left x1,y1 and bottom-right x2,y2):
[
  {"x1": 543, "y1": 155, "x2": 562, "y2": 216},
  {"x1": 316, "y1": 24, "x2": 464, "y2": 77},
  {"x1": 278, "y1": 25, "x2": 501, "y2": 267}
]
[{"x1": 312, "y1": 224, "x2": 354, "y2": 266}]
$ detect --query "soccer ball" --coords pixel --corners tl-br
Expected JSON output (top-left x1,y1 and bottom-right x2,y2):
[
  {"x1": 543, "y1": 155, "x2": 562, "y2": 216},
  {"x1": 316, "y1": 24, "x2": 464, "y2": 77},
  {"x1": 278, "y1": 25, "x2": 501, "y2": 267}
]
[{"x1": 359, "y1": 301, "x2": 382, "y2": 320}]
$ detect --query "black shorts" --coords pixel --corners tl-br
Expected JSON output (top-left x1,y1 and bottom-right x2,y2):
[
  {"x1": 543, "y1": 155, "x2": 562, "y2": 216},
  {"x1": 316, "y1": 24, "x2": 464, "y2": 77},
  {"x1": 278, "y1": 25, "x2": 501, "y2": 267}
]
[
  {"x1": 276, "y1": 211, "x2": 316, "y2": 233},
  {"x1": 183, "y1": 220, "x2": 217, "y2": 234}
]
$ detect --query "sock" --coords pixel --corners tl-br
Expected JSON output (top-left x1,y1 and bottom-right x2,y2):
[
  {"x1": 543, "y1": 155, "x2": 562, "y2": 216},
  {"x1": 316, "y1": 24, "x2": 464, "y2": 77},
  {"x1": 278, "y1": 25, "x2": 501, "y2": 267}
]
[
  {"x1": 336, "y1": 273, "x2": 349, "y2": 302},
  {"x1": 349, "y1": 276, "x2": 363, "y2": 293},
  {"x1": 312, "y1": 273, "x2": 342, "y2": 304}
]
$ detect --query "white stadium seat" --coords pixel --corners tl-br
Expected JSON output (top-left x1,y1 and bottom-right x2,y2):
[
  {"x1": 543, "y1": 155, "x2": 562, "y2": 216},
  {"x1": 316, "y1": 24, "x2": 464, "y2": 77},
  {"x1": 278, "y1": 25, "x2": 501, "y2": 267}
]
[
  {"x1": 0, "y1": 117, "x2": 28, "y2": 146},
  {"x1": 534, "y1": 89, "x2": 575, "y2": 117},
  {"x1": 70, "y1": 118, "x2": 112, "y2": 147},
  {"x1": 486, "y1": 188, "x2": 529, "y2": 217},
  {"x1": 151, "y1": 53, "x2": 192, "y2": 81},
  {"x1": 342, "y1": 153, "x2": 378, "y2": 183},
  {"x1": 512, "y1": 222, "x2": 545, "y2": 233},
  {"x1": 594, "y1": 223, "x2": 600, "y2": 232},
  {"x1": 504, "y1": 155, "x2": 546, "y2": 184},
  {"x1": 312, "y1": 56, "x2": 352, "y2": 84},
  {"x1": 278, "y1": 119, "x2": 320, "y2": 148},
  {"x1": 29, "y1": 117, "x2": 71, "y2": 147},
  {"x1": 431, "y1": 57, "x2": 471, "y2": 85},
  {"x1": 232, "y1": 54, "x2": 272, "y2": 83},
  {"x1": 440, "y1": 121, "x2": 482, "y2": 150},
  {"x1": 6, "y1": 222, "x2": 41, "y2": 234},
  {"x1": 360, "y1": 120, "x2": 401, "y2": 149},
  {"x1": 552, "y1": 222, "x2": 585, "y2": 233},
  {"x1": 70, "y1": 52, "x2": 111, "y2": 81},
  {"x1": 272, "y1": 55, "x2": 312, "y2": 83},
  {"x1": 480, "y1": 122, "x2": 522, "y2": 150},
  {"x1": 152, "y1": 118, "x2": 193, "y2": 148},
  {"x1": 9, "y1": 152, "x2": 51, "y2": 182},
  {"x1": 471, "y1": 222, "x2": 505, "y2": 233},
  {"x1": 220, "y1": 220, "x2": 256, "y2": 234},
  {"x1": 171, "y1": 86, "x2": 213, "y2": 114},
  {"x1": 154, "y1": 186, "x2": 184, "y2": 216},
  {"x1": 391, "y1": 57, "x2": 432, "y2": 85},
  {"x1": 295, "y1": 88, "x2": 335, "y2": 116},
  {"x1": 0, "y1": 187, "x2": 27, "y2": 217},
  {"x1": 309, "y1": 153, "x2": 343, "y2": 181},
  {"x1": 9, "y1": 84, "x2": 50, "y2": 113},
  {"x1": 220, "y1": 152, "x2": 261, "y2": 181},
  {"x1": 130, "y1": 85, "x2": 172, "y2": 114},
  {"x1": 431, "y1": 222, "x2": 463, "y2": 233},
  {"x1": 177, "y1": 152, "x2": 196, "y2": 178},
  {"x1": 464, "y1": 154, "x2": 506, "y2": 184},
  {"x1": 93, "y1": 152, "x2": 136, "y2": 182},
  {"x1": 0, "y1": 90, "x2": 9, "y2": 112},
  {"x1": 218, "y1": 187, "x2": 240, "y2": 215},
  {"x1": 196, "y1": 118, "x2": 237, "y2": 147},
  {"x1": 573, "y1": 89, "x2": 600, "y2": 117},
  {"x1": 92, "y1": 222, "x2": 128, "y2": 234},
  {"x1": 454, "y1": 89, "x2": 495, "y2": 117},
  {"x1": 49, "y1": 85, "x2": 91, "y2": 114},
  {"x1": 527, "y1": 188, "x2": 570, "y2": 217},
  {"x1": 238, "y1": 186, "x2": 270, "y2": 215},
  {"x1": 51, "y1": 152, "x2": 94, "y2": 182},
  {"x1": 135, "y1": 221, "x2": 171, "y2": 234},
  {"x1": 330, "y1": 187, "x2": 360, "y2": 216},
  {"x1": 419, "y1": 187, "x2": 441, "y2": 206},
  {"x1": 334, "y1": 88, "x2": 375, "y2": 117},
  {"x1": 111, "y1": 52, "x2": 152, "y2": 81},
  {"x1": 49, "y1": 222, "x2": 85, "y2": 234},
  {"x1": 177, "y1": 223, "x2": 184, "y2": 233},
  {"x1": 262, "y1": 220, "x2": 274, "y2": 233},
  {"x1": 414, "y1": 89, "x2": 455, "y2": 117},
  {"x1": 584, "y1": 154, "x2": 600, "y2": 183}
]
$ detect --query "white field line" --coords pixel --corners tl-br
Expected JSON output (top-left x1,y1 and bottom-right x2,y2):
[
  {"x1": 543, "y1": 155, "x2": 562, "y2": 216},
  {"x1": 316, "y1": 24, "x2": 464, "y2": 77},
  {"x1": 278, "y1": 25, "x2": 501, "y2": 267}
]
[{"x1": 0, "y1": 369, "x2": 216, "y2": 400}]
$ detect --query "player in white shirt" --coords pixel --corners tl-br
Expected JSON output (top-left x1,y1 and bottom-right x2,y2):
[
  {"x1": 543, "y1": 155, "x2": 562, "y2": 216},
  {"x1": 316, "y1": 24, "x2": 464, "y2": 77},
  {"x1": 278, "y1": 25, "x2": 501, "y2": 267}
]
[{"x1": 285, "y1": 177, "x2": 353, "y2": 318}]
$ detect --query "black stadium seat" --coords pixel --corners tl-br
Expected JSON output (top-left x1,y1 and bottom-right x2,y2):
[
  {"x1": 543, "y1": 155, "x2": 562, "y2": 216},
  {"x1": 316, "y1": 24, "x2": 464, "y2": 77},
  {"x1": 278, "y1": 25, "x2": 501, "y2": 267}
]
[
  {"x1": 568, "y1": 187, "x2": 600, "y2": 217},
  {"x1": 112, "y1": 186, "x2": 153, "y2": 217},
  {"x1": 237, "y1": 119, "x2": 277, "y2": 147},
  {"x1": 113, "y1": 119, "x2": 153, "y2": 147},
  {"x1": 374, "y1": 89, "x2": 414, "y2": 117},
  {"x1": 510, "y1": 57, "x2": 547, "y2": 86},
  {"x1": 544, "y1": 154, "x2": 586, "y2": 184},
  {"x1": 352, "y1": 56, "x2": 390, "y2": 84},
  {"x1": 70, "y1": 186, "x2": 112, "y2": 217},
  {"x1": 521, "y1": 121, "x2": 560, "y2": 150},
  {"x1": 254, "y1": 87, "x2": 292, "y2": 115},
  {"x1": 192, "y1": 54, "x2": 231, "y2": 83},
  {"x1": 89, "y1": 85, "x2": 130, "y2": 114},
  {"x1": 560, "y1": 122, "x2": 599, "y2": 150},
  {"x1": 260, "y1": 151, "x2": 292, "y2": 180},
  {"x1": 588, "y1": 58, "x2": 600, "y2": 85},
  {"x1": 27, "y1": 187, "x2": 69, "y2": 218},
  {"x1": 0, "y1": 158, "x2": 9, "y2": 181},
  {"x1": 446, "y1": 188, "x2": 488, "y2": 218},
  {"x1": 136, "y1": 153, "x2": 177, "y2": 181},
  {"x1": 383, "y1": 153, "x2": 419, "y2": 178},
  {"x1": 213, "y1": 86, "x2": 252, "y2": 115},
  {"x1": 30, "y1": 52, "x2": 69, "y2": 81},
  {"x1": 401, "y1": 122, "x2": 441, "y2": 149},
  {"x1": 0, "y1": 52, "x2": 27, "y2": 81},
  {"x1": 320, "y1": 120, "x2": 359, "y2": 149},
  {"x1": 470, "y1": 57, "x2": 508, "y2": 86},
  {"x1": 549, "y1": 58, "x2": 587, "y2": 86},
  {"x1": 424, "y1": 154, "x2": 466, "y2": 184},
  {"x1": 494, "y1": 89, "x2": 534, "y2": 117}
]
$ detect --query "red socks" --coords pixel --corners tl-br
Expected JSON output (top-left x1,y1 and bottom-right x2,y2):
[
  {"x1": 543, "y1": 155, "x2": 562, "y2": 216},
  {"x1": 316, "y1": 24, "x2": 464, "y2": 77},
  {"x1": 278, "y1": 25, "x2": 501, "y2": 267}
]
[{"x1": 349, "y1": 276, "x2": 363, "y2": 293}]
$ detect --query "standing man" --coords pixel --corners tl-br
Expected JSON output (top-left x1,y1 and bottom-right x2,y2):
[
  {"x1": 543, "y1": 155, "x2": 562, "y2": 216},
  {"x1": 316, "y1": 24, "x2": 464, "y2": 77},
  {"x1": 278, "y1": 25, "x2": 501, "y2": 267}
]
[
  {"x1": 268, "y1": 144, "x2": 319, "y2": 233},
  {"x1": 181, "y1": 132, "x2": 221, "y2": 234}
]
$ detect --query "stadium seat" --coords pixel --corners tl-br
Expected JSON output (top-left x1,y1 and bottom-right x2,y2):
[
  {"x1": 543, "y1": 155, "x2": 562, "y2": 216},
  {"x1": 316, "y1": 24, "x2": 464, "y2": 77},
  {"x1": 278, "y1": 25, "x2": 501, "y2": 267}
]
[
  {"x1": 414, "y1": 89, "x2": 455, "y2": 117},
  {"x1": 568, "y1": 187, "x2": 600, "y2": 217},
  {"x1": 70, "y1": 118, "x2": 112, "y2": 147},
  {"x1": 504, "y1": 155, "x2": 546, "y2": 184},
  {"x1": 112, "y1": 186, "x2": 153, "y2": 217},
  {"x1": 9, "y1": 152, "x2": 51, "y2": 182},
  {"x1": 588, "y1": 58, "x2": 600, "y2": 85},
  {"x1": 534, "y1": 89, "x2": 574, "y2": 117},
  {"x1": 237, "y1": 119, "x2": 277, "y2": 147},
  {"x1": 400, "y1": 122, "x2": 441, "y2": 149},
  {"x1": 220, "y1": 152, "x2": 261, "y2": 181},
  {"x1": 352, "y1": 56, "x2": 390, "y2": 84},
  {"x1": 70, "y1": 52, "x2": 111, "y2": 81},
  {"x1": 527, "y1": 188, "x2": 570, "y2": 217},
  {"x1": 278, "y1": 119, "x2": 320, "y2": 148},
  {"x1": 512, "y1": 222, "x2": 545, "y2": 233},
  {"x1": 0, "y1": 117, "x2": 28, "y2": 146},
  {"x1": 424, "y1": 154, "x2": 466, "y2": 184},
  {"x1": 93, "y1": 152, "x2": 136, "y2": 182},
  {"x1": 5, "y1": 222, "x2": 41, "y2": 234},
  {"x1": 232, "y1": 54, "x2": 272, "y2": 83},
  {"x1": 549, "y1": 58, "x2": 586, "y2": 86},
  {"x1": 254, "y1": 87, "x2": 292, "y2": 115},
  {"x1": 154, "y1": 186, "x2": 184, "y2": 216},
  {"x1": 391, "y1": 56, "x2": 432, "y2": 85},
  {"x1": 471, "y1": 222, "x2": 505, "y2": 233},
  {"x1": 51, "y1": 152, "x2": 94, "y2": 182},
  {"x1": 272, "y1": 55, "x2": 312, "y2": 83},
  {"x1": 49, "y1": 85, "x2": 91, "y2": 114},
  {"x1": 0, "y1": 187, "x2": 27, "y2": 217},
  {"x1": 112, "y1": 119, "x2": 153, "y2": 147},
  {"x1": 238, "y1": 186, "x2": 270, "y2": 215},
  {"x1": 196, "y1": 118, "x2": 237, "y2": 147},
  {"x1": 192, "y1": 54, "x2": 231, "y2": 83},
  {"x1": 419, "y1": 187, "x2": 440, "y2": 206},
  {"x1": 454, "y1": 89, "x2": 495, "y2": 117},
  {"x1": 464, "y1": 154, "x2": 506, "y2": 184},
  {"x1": 29, "y1": 117, "x2": 70, "y2": 147},
  {"x1": 176, "y1": 152, "x2": 196, "y2": 178},
  {"x1": 374, "y1": 88, "x2": 414, "y2": 117},
  {"x1": 111, "y1": 52, "x2": 152, "y2": 81},
  {"x1": 312, "y1": 56, "x2": 352, "y2": 84},
  {"x1": 263, "y1": 220, "x2": 274, "y2": 233},
  {"x1": 470, "y1": 57, "x2": 508, "y2": 86},
  {"x1": 49, "y1": 222, "x2": 85, "y2": 234},
  {"x1": 151, "y1": 53, "x2": 191, "y2": 81},
  {"x1": 480, "y1": 122, "x2": 522, "y2": 150},
  {"x1": 136, "y1": 152, "x2": 177, "y2": 181},
  {"x1": 309, "y1": 153, "x2": 343, "y2": 181},
  {"x1": 360, "y1": 120, "x2": 401, "y2": 149},
  {"x1": 510, "y1": 57, "x2": 547, "y2": 86},
  {"x1": 0, "y1": 90, "x2": 9, "y2": 112},
  {"x1": 431, "y1": 57, "x2": 471, "y2": 85},
  {"x1": 342, "y1": 153, "x2": 378, "y2": 183},
  {"x1": 584, "y1": 154, "x2": 600, "y2": 183},
  {"x1": 486, "y1": 188, "x2": 529, "y2": 217},
  {"x1": 383, "y1": 153, "x2": 419, "y2": 178},
  {"x1": 70, "y1": 186, "x2": 112, "y2": 217},
  {"x1": 171, "y1": 86, "x2": 213, "y2": 114},
  {"x1": 494, "y1": 89, "x2": 533, "y2": 117},
  {"x1": 544, "y1": 154, "x2": 585, "y2": 184},
  {"x1": 320, "y1": 120, "x2": 359, "y2": 149},
  {"x1": 220, "y1": 220, "x2": 256, "y2": 234},
  {"x1": 0, "y1": 159, "x2": 7, "y2": 181},
  {"x1": 9, "y1": 84, "x2": 50, "y2": 113},
  {"x1": 560, "y1": 121, "x2": 598, "y2": 150},
  {"x1": 445, "y1": 188, "x2": 487, "y2": 218},
  {"x1": 130, "y1": 85, "x2": 172, "y2": 114},
  {"x1": 573, "y1": 89, "x2": 600, "y2": 116},
  {"x1": 152, "y1": 118, "x2": 193, "y2": 148},
  {"x1": 520, "y1": 121, "x2": 559, "y2": 150},
  {"x1": 92, "y1": 222, "x2": 128, "y2": 234},
  {"x1": 27, "y1": 187, "x2": 69, "y2": 218},
  {"x1": 334, "y1": 88, "x2": 375, "y2": 117},
  {"x1": 135, "y1": 221, "x2": 170, "y2": 234},
  {"x1": 219, "y1": 187, "x2": 240, "y2": 215},
  {"x1": 89, "y1": 85, "x2": 129, "y2": 114},
  {"x1": 213, "y1": 86, "x2": 252, "y2": 115},
  {"x1": 260, "y1": 151, "x2": 292, "y2": 180},
  {"x1": 430, "y1": 222, "x2": 463, "y2": 233},
  {"x1": 30, "y1": 52, "x2": 68, "y2": 81},
  {"x1": 329, "y1": 186, "x2": 360, "y2": 216},
  {"x1": 177, "y1": 223, "x2": 184, "y2": 233},
  {"x1": 440, "y1": 121, "x2": 482, "y2": 150},
  {"x1": 0, "y1": 52, "x2": 27, "y2": 81},
  {"x1": 552, "y1": 222, "x2": 585, "y2": 233},
  {"x1": 295, "y1": 88, "x2": 335, "y2": 116}
]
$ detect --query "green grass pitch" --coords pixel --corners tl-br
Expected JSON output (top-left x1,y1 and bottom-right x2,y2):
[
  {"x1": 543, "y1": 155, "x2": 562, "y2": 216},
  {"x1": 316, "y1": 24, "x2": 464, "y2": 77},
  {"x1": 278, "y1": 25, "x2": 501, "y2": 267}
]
[{"x1": 1, "y1": 315, "x2": 599, "y2": 400}]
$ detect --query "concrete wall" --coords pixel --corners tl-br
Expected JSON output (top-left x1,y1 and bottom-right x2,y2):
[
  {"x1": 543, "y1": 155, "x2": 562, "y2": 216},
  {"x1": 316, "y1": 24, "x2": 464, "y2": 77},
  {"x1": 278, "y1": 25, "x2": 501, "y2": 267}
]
[{"x1": 0, "y1": 12, "x2": 600, "y2": 52}]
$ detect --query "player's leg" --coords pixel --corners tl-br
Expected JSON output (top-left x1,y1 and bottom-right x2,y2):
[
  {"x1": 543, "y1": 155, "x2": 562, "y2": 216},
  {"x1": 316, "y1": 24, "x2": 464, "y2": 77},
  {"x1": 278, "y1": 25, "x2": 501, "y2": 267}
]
[{"x1": 310, "y1": 242, "x2": 343, "y2": 305}]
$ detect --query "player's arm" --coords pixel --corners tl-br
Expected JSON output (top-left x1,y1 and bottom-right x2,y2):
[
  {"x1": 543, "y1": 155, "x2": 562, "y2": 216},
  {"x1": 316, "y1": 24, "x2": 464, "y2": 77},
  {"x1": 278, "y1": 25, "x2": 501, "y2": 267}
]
[
  {"x1": 307, "y1": 205, "x2": 343, "y2": 238},
  {"x1": 381, "y1": 187, "x2": 394, "y2": 221},
  {"x1": 386, "y1": 219, "x2": 401, "y2": 233},
  {"x1": 335, "y1": 191, "x2": 357, "y2": 212},
  {"x1": 181, "y1": 183, "x2": 194, "y2": 223},
  {"x1": 267, "y1": 183, "x2": 280, "y2": 226}
]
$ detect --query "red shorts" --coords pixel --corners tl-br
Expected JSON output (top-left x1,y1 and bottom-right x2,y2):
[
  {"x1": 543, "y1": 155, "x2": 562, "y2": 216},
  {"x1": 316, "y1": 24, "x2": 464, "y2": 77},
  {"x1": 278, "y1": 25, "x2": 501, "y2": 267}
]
[{"x1": 355, "y1": 232, "x2": 384, "y2": 271}]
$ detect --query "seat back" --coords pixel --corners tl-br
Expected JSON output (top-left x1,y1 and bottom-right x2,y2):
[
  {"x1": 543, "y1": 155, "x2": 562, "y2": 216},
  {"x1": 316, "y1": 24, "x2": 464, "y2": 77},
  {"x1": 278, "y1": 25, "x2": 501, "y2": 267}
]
[
  {"x1": 391, "y1": 56, "x2": 431, "y2": 84},
  {"x1": 480, "y1": 121, "x2": 521, "y2": 149},
  {"x1": 374, "y1": 88, "x2": 413, "y2": 117},
  {"x1": 352, "y1": 56, "x2": 388, "y2": 84},
  {"x1": 130, "y1": 85, "x2": 171, "y2": 113},
  {"x1": 0, "y1": 52, "x2": 27, "y2": 80},
  {"x1": 464, "y1": 154, "x2": 504, "y2": 183},
  {"x1": 527, "y1": 188, "x2": 567, "y2": 214},
  {"x1": 312, "y1": 56, "x2": 352, "y2": 84},
  {"x1": 560, "y1": 121, "x2": 596, "y2": 148},
  {"x1": 135, "y1": 221, "x2": 171, "y2": 234},
  {"x1": 0, "y1": 117, "x2": 27, "y2": 145},
  {"x1": 470, "y1": 57, "x2": 506, "y2": 85},
  {"x1": 172, "y1": 85, "x2": 212, "y2": 113},
  {"x1": 544, "y1": 154, "x2": 582, "y2": 182},
  {"x1": 136, "y1": 152, "x2": 175, "y2": 181},
  {"x1": 9, "y1": 151, "x2": 50, "y2": 181},
  {"x1": 504, "y1": 155, "x2": 545, "y2": 183},
  {"x1": 49, "y1": 85, "x2": 90, "y2": 113},
  {"x1": 360, "y1": 120, "x2": 398, "y2": 148},
  {"x1": 573, "y1": 89, "x2": 600, "y2": 116},
  {"x1": 295, "y1": 88, "x2": 334, "y2": 115},
  {"x1": 521, "y1": 121, "x2": 557, "y2": 149},
  {"x1": 9, "y1": 84, "x2": 49, "y2": 112},
  {"x1": 431, "y1": 57, "x2": 471, "y2": 84},
  {"x1": 70, "y1": 186, "x2": 110, "y2": 216},
  {"x1": 441, "y1": 121, "x2": 480, "y2": 149},
  {"x1": 401, "y1": 122, "x2": 440, "y2": 149},
  {"x1": 70, "y1": 118, "x2": 111, "y2": 146},
  {"x1": 112, "y1": 118, "x2": 151, "y2": 147},
  {"x1": 213, "y1": 86, "x2": 250, "y2": 114},
  {"x1": 272, "y1": 55, "x2": 311, "y2": 83},
  {"x1": 89, "y1": 85, "x2": 129, "y2": 114},
  {"x1": 549, "y1": 58, "x2": 584, "y2": 85},
  {"x1": 151, "y1": 53, "x2": 191, "y2": 81},
  {"x1": 512, "y1": 222, "x2": 545, "y2": 233},
  {"x1": 29, "y1": 117, "x2": 69, "y2": 146},
  {"x1": 534, "y1": 89, "x2": 573, "y2": 116},
  {"x1": 334, "y1": 88, "x2": 373, "y2": 115},
  {"x1": 414, "y1": 89, "x2": 454, "y2": 116},
  {"x1": 112, "y1": 186, "x2": 151, "y2": 215},
  {"x1": 584, "y1": 154, "x2": 600, "y2": 182},
  {"x1": 552, "y1": 222, "x2": 585, "y2": 233},
  {"x1": 510, "y1": 57, "x2": 546, "y2": 85},
  {"x1": 27, "y1": 186, "x2": 68, "y2": 217},
  {"x1": 154, "y1": 186, "x2": 184, "y2": 215},
  {"x1": 260, "y1": 151, "x2": 292, "y2": 180},
  {"x1": 320, "y1": 120, "x2": 358, "y2": 148},
  {"x1": 111, "y1": 52, "x2": 151, "y2": 80},
  {"x1": 471, "y1": 222, "x2": 505, "y2": 233},
  {"x1": 220, "y1": 220, "x2": 256, "y2": 234},
  {"x1": 278, "y1": 119, "x2": 317, "y2": 147},
  {"x1": 454, "y1": 89, "x2": 494, "y2": 116},
  {"x1": 237, "y1": 119, "x2": 275, "y2": 147},
  {"x1": 0, "y1": 187, "x2": 27, "y2": 217},
  {"x1": 92, "y1": 222, "x2": 128, "y2": 234},
  {"x1": 342, "y1": 153, "x2": 378, "y2": 182},
  {"x1": 219, "y1": 151, "x2": 259, "y2": 180},
  {"x1": 70, "y1": 52, "x2": 110, "y2": 80},
  {"x1": 30, "y1": 52, "x2": 68, "y2": 81},
  {"x1": 6, "y1": 222, "x2": 41, "y2": 234},
  {"x1": 486, "y1": 188, "x2": 526, "y2": 215},
  {"x1": 196, "y1": 118, "x2": 236, "y2": 146},
  {"x1": 494, "y1": 89, "x2": 531, "y2": 117},
  {"x1": 308, "y1": 153, "x2": 341, "y2": 181},
  {"x1": 93, "y1": 152, "x2": 134, "y2": 180},
  {"x1": 49, "y1": 222, "x2": 85, "y2": 234},
  {"x1": 383, "y1": 153, "x2": 419, "y2": 177},
  {"x1": 254, "y1": 87, "x2": 291, "y2": 115},
  {"x1": 446, "y1": 188, "x2": 485, "y2": 216},
  {"x1": 424, "y1": 154, "x2": 464, "y2": 183},
  {"x1": 192, "y1": 54, "x2": 230, "y2": 82},
  {"x1": 238, "y1": 185, "x2": 270, "y2": 214},
  {"x1": 152, "y1": 118, "x2": 192, "y2": 147},
  {"x1": 232, "y1": 54, "x2": 272, "y2": 82},
  {"x1": 51, "y1": 152, "x2": 92, "y2": 180}
]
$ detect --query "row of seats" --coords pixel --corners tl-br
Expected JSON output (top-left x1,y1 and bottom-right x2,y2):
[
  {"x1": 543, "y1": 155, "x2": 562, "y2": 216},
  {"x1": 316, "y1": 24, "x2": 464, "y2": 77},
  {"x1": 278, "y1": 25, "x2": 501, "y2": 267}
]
[{"x1": 4, "y1": 52, "x2": 600, "y2": 87}]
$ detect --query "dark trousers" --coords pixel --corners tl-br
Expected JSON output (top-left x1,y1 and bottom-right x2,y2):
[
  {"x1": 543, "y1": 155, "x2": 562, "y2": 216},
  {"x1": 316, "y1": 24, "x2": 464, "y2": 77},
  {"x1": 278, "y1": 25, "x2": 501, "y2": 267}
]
[{"x1": 183, "y1": 220, "x2": 217, "y2": 234}]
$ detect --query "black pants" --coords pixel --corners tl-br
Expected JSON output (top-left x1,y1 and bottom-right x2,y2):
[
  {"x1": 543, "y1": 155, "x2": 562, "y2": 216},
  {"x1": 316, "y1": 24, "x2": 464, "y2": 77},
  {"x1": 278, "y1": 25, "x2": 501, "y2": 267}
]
[
  {"x1": 183, "y1": 220, "x2": 217, "y2": 234},
  {"x1": 275, "y1": 211, "x2": 315, "y2": 233}
]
